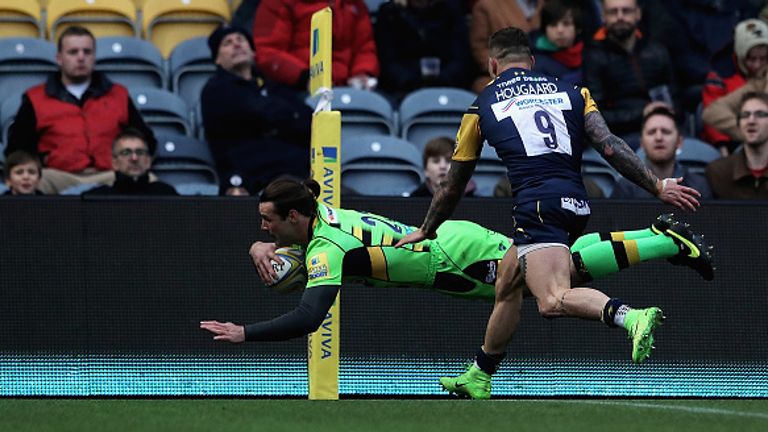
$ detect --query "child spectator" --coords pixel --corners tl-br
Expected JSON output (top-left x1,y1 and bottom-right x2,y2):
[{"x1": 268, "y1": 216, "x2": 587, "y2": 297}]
[
  {"x1": 3, "y1": 150, "x2": 44, "y2": 196},
  {"x1": 531, "y1": 0, "x2": 584, "y2": 85},
  {"x1": 411, "y1": 136, "x2": 475, "y2": 197}
]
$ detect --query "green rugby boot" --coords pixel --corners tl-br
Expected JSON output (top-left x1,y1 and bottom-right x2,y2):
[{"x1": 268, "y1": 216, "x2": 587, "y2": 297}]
[
  {"x1": 652, "y1": 214, "x2": 715, "y2": 281},
  {"x1": 650, "y1": 213, "x2": 677, "y2": 234},
  {"x1": 664, "y1": 221, "x2": 715, "y2": 281},
  {"x1": 439, "y1": 364, "x2": 491, "y2": 399},
  {"x1": 625, "y1": 307, "x2": 665, "y2": 364}
]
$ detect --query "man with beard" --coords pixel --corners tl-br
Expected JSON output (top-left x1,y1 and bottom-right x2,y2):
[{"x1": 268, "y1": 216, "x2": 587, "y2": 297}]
[{"x1": 583, "y1": 0, "x2": 675, "y2": 145}]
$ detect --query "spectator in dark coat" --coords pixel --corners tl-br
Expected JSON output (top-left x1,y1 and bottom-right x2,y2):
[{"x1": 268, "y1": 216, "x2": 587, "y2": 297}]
[
  {"x1": 374, "y1": 0, "x2": 471, "y2": 100},
  {"x1": 583, "y1": 0, "x2": 676, "y2": 143},
  {"x1": 201, "y1": 25, "x2": 312, "y2": 195},
  {"x1": 84, "y1": 128, "x2": 178, "y2": 196}
]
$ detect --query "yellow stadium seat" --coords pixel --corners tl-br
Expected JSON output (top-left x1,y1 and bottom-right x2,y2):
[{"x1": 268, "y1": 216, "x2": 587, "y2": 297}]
[
  {"x1": 0, "y1": 0, "x2": 43, "y2": 38},
  {"x1": 229, "y1": 0, "x2": 242, "y2": 13},
  {"x1": 142, "y1": 0, "x2": 230, "y2": 58},
  {"x1": 47, "y1": 0, "x2": 137, "y2": 41}
]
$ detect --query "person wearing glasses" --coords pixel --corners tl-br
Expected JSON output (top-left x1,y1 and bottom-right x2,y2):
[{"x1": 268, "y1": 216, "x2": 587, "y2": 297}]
[
  {"x1": 4, "y1": 26, "x2": 156, "y2": 195},
  {"x1": 84, "y1": 128, "x2": 177, "y2": 196},
  {"x1": 706, "y1": 91, "x2": 768, "y2": 199}
]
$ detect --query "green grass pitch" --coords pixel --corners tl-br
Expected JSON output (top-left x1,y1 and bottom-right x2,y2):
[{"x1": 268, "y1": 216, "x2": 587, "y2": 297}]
[{"x1": 1, "y1": 399, "x2": 767, "y2": 432}]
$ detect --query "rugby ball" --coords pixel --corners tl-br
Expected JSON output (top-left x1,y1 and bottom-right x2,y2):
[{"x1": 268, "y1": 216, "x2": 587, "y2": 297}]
[{"x1": 266, "y1": 247, "x2": 307, "y2": 293}]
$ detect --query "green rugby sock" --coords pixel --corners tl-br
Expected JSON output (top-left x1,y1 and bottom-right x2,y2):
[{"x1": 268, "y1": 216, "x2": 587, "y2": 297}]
[
  {"x1": 575, "y1": 235, "x2": 680, "y2": 279},
  {"x1": 571, "y1": 228, "x2": 658, "y2": 253}
]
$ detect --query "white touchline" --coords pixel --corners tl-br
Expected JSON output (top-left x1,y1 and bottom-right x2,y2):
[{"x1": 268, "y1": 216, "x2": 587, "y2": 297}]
[{"x1": 565, "y1": 400, "x2": 768, "y2": 420}]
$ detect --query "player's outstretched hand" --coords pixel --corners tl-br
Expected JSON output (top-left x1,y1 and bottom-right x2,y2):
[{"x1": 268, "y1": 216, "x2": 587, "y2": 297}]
[
  {"x1": 249, "y1": 241, "x2": 279, "y2": 284},
  {"x1": 200, "y1": 321, "x2": 245, "y2": 343},
  {"x1": 657, "y1": 177, "x2": 701, "y2": 212},
  {"x1": 395, "y1": 229, "x2": 429, "y2": 248}
]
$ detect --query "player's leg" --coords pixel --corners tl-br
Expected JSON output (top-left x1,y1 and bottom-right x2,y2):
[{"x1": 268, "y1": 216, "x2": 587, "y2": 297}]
[
  {"x1": 571, "y1": 236, "x2": 679, "y2": 280},
  {"x1": 571, "y1": 214, "x2": 714, "y2": 281},
  {"x1": 439, "y1": 248, "x2": 523, "y2": 399},
  {"x1": 525, "y1": 247, "x2": 664, "y2": 364},
  {"x1": 571, "y1": 213, "x2": 677, "y2": 252}
]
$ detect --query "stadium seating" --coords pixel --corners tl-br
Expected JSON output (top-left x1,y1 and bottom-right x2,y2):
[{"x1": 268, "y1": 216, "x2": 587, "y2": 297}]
[
  {"x1": 0, "y1": 0, "x2": 44, "y2": 38},
  {"x1": 152, "y1": 133, "x2": 219, "y2": 188},
  {"x1": 399, "y1": 87, "x2": 475, "y2": 153},
  {"x1": 130, "y1": 87, "x2": 192, "y2": 136},
  {"x1": 308, "y1": 87, "x2": 396, "y2": 142},
  {"x1": 636, "y1": 136, "x2": 721, "y2": 176},
  {"x1": 0, "y1": 38, "x2": 57, "y2": 98},
  {"x1": 678, "y1": 137, "x2": 721, "y2": 175},
  {"x1": 173, "y1": 182, "x2": 218, "y2": 195},
  {"x1": 46, "y1": 0, "x2": 138, "y2": 40},
  {"x1": 95, "y1": 36, "x2": 166, "y2": 89},
  {"x1": 169, "y1": 36, "x2": 215, "y2": 110},
  {"x1": 142, "y1": 0, "x2": 230, "y2": 58},
  {"x1": 581, "y1": 148, "x2": 619, "y2": 197},
  {"x1": 0, "y1": 90, "x2": 24, "y2": 146},
  {"x1": 60, "y1": 182, "x2": 100, "y2": 195},
  {"x1": 341, "y1": 134, "x2": 423, "y2": 196},
  {"x1": 473, "y1": 145, "x2": 506, "y2": 197}
]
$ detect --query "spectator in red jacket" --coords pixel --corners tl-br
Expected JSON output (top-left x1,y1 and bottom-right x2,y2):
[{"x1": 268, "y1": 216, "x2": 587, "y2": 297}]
[
  {"x1": 702, "y1": 18, "x2": 768, "y2": 154},
  {"x1": 252, "y1": 0, "x2": 379, "y2": 91},
  {"x1": 4, "y1": 26, "x2": 155, "y2": 194}
]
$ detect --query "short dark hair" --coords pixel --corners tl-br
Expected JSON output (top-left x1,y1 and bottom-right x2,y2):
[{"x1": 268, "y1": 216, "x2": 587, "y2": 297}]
[
  {"x1": 541, "y1": 0, "x2": 583, "y2": 33},
  {"x1": 57, "y1": 26, "x2": 95, "y2": 52},
  {"x1": 738, "y1": 91, "x2": 768, "y2": 121},
  {"x1": 488, "y1": 27, "x2": 532, "y2": 64},
  {"x1": 422, "y1": 137, "x2": 454, "y2": 168},
  {"x1": 113, "y1": 127, "x2": 150, "y2": 154},
  {"x1": 4, "y1": 150, "x2": 42, "y2": 180},
  {"x1": 259, "y1": 178, "x2": 320, "y2": 219},
  {"x1": 642, "y1": 105, "x2": 679, "y2": 131}
]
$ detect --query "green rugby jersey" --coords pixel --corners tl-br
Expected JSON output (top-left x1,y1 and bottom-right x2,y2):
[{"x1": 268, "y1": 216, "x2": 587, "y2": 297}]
[{"x1": 304, "y1": 204, "x2": 511, "y2": 300}]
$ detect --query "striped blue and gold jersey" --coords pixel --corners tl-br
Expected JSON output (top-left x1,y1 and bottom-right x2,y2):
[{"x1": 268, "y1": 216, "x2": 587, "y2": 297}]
[{"x1": 453, "y1": 67, "x2": 599, "y2": 204}]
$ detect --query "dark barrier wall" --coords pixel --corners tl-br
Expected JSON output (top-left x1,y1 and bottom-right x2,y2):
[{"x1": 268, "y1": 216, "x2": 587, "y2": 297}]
[{"x1": 1, "y1": 197, "x2": 766, "y2": 396}]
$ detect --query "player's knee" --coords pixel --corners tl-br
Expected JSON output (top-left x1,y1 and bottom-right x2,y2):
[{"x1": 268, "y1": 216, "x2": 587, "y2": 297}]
[
  {"x1": 495, "y1": 267, "x2": 524, "y2": 299},
  {"x1": 535, "y1": 293, "x2": 563, "y2": 318}
]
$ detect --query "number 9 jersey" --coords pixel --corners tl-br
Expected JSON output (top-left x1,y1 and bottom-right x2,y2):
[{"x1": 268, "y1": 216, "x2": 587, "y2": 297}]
[{"x1": 453, "y1": 67, "x2": 599, "y2": 205}]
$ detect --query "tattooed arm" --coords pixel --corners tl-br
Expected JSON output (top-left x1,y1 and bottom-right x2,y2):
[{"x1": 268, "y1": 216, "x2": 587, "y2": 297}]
[
  {"x1": 584, "y1": 111, "x2": 660, "y2": 195},
  {"x1": 420, "y1": 159, "x2": 477, "y2": 237},
  {"x1": 584, "y1": 110, "x2": 700, "y2": 211},
  {"x1": 395, "y1": 159, "x2": 477, "y2": 246}
]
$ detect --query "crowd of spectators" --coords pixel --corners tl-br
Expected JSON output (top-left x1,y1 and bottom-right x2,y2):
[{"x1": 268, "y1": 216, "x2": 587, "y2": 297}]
[{"x1": 2, "y1": 0, "x2": 768, "y2": 201}]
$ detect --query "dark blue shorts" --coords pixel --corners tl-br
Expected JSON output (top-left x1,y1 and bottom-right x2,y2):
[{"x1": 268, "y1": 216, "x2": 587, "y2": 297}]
[{"x1": 512, "y1": 198, "x2": 591, "y2": 246}]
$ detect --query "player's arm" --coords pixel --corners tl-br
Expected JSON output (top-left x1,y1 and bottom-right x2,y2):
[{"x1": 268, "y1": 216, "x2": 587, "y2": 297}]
[
  {"x1": 200, "y1": 285, "x2": 339, "y2": 343},
  {"x1": 420, "y1": 159, "x2": 477, "y2": 238},
  {"x1": 584, "y1": 109, "x2": 700, "y2": 211},
  {"x1": 397, "y1": 112, "x2": 482, "y2": 246}
]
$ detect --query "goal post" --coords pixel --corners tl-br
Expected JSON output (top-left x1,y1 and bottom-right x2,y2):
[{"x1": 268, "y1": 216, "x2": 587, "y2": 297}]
[{"x1": 308, "y1": 6, "x2": 341, "y2": 401}]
